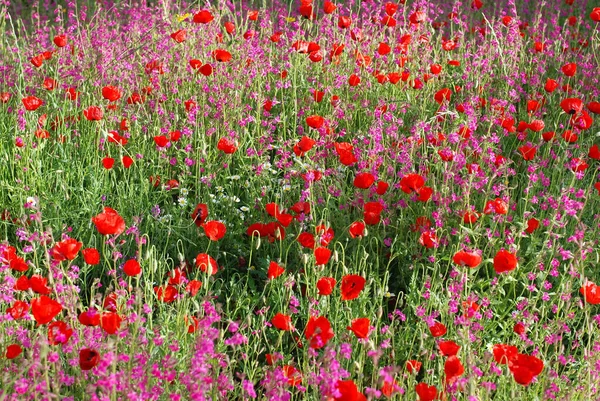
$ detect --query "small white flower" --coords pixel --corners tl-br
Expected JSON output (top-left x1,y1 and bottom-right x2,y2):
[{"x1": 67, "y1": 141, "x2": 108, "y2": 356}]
[
  {"x1": 240, "y1": 206, "x2": 249, "y2": 212},
  {"x1": 26, "y1": 197, "x2": 37, "y2": 207},
  {"x1": 178, "y1": 197, "x2": 188, "y2": 207},
  {"x1": 180, "y1": 188, "x2": 189, "y2": 196}
]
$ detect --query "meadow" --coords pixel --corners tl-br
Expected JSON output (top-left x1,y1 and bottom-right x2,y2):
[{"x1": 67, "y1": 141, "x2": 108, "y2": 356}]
[{"x1": 1, "y1": 0, "x2": 600, "y2": 399}]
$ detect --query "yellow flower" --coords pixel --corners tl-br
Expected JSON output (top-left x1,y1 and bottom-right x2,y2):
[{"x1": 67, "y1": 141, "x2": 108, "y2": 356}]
[
  {"x1": 176, "y1": 13, "x2": 192, "y2": 23},
  {"x1": 285, "y1": 17, "x2": 296, "y2": 23}
]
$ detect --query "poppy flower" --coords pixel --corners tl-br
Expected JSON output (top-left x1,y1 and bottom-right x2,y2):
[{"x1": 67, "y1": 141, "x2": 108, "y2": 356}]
[
  {"x1": 91, "y1": 207, "x2": 126, "y2": 236},
  {"x1": 22, "y1": 96, "x2": 43, "y2": 111},
  {"x1": 381, "y1": 15, "x2": 397, "y2": 27},
  {"x1": 317, "y1": 277, "x2": 336, "y2": 295},
  {"x1": 429, "y1": 321, "x2": 447, "y2": 337},
  {"x1": 191, "y1": 203, "x2": 209, "y2": 227},
  {"x1": 217, "y1": 137, "x2": 237, "y2": 154},
  {"x1": 54, "y1": 34, "x2": 68, "y2": 47},
  {"x1": 102, "y1": 157, "x2": 114, "y2": 170},
  {"x1": 400, "y1": 174, "x2": 425, "y2": 194},
  {"x1": 334, "y1": 380, "x2": 366, "y2": 401},
  {"x1": 267, "y1": 261, "x2": 285, "y2": 279},
  {"x1": 306, "y1": 115, "x2": 324, "y2": 129},
  {"x1": 14, "y1": 276, "x2": 30, "y2": 291},
  {"x1": 272, "y1": 313, "x2": 293, "y2": 331},
  {"x1": 100, "y1": 312, "x2": 122, "y2": 334},
  {"x1": 518, "y1": 145, "x2": 537, "y2": 161},
  {"x1": 324, "y1": 1, "x2": 337, "y2": 13},
  {"x1": 452, "y1": 250, "x2": 481, "y2": 267},
  {"x1": 314, "y1": 247, "x2": 331, "y2": 265},
  {"x1": 353, "y1": 172, "x2": 375, "y2": 189},
  {"x1": 348, "y1": 221, "x2": 365, "y2": 238},
  {"x1": 7, "y1": 300, "x2": 28, "y2": 320},
  {"x1": 78, "y1": 308, "x2": 101, "y2": 326},
  {"x1": 375, "y1": 181, "x2": 389, "y2": 195},
  {"x1": 434, "y1": 88, "x2": 452, "y2": 104},
  {"x1": 340, "y1": 274, "x2": 366, "y2": 301},
  {"x1": 544, "y1": 78, "x2": 559, "y2": 93},
  {"x1": 305, "y1": 316, "x2": 334, "y2": 349},
  {"x1": 444, "y1": 355, "x2": 464, "y2": 383},
  {"x1": 592, "y1": 7, "x2": 600, "y2": 22},
  {"x1": 415, "y1": 383, "x2": 437, "y2": 401},
  {"x1": 102, "y1": 86, "x2": 121, "y2": 102},
  {"x1": 580, "y1": 281, "x2": 600, "y2": 304},
  {"x1": 43, "y1": 77, "x2": 57, "y2": 91},
  {"x1": 560, "y1": 98, "x2": 583, "y2": 115},
  {"x1": 363, "y1": 202, "x2": 384, "y2": 226},
  {"x1": 195, "y1": 253, "x2": 218, "y2": 275},
  {"x1": 123, "y1": 259, "x2": 141, "y2": 276},
  {"x1": 348, "y1": 74, "x2": 361, "y2": 86},
  {"x1": 193, "y1": 9, "x2": 214, "y2": 23},
  {"x1": 6, "y1": 344, "x2": 22, "y2": 359},
  {"x1": 293, "y1": 136, "x2": 316, "y2": 156},
  {"x1": 406, "y1": 360, "x2": 422, "y2": 374},
  {"x1": 50, "y1": 238, "x2": 82, "y2": 261},
  {"x1": 266, "y1": 203, "x2": 294, "y2": 227},
  {"x1": 561, "y1": 62, "x2": 576, "y2": 77},
  {"x1": 419, "y1": 231, "x2": 438, "y2": 249},
  {"x1": 525, "y1": 218, "x2": 540, "y2": 234},
  {"x1": 493, "y1": 249, "x2": 518, "y2": 273},
  {"x1": 5, "y1": 248, "x2": 28, "y2": 272},
  {"x1": 334, "y1": 142, "x2": 357, "y2": 165},
  {"x1": 83, "y1": 106, "x2": 103, "y2": 121},
  {"x1": 589, "y1": 101, "x2": 600, "y2": 114},
  {"x1": 31, "y1": 296, "x2": 62, "y2": 325},
  {"x1": 484, "y1": 198, "x2": 508, "y2": 215},
  {"x1": 82, "y1": 248, "x2": 100, "y2": 265},
  {"x1": 154, "y1": 285, "x2": 178, "y2": 303},
  {"x1": 347, "y1": 317, "x2": 370, "y2": 339},
  {"x1": 203, "y1": 221, "x2": 226, "y2": 241},
  {"x1": 509, "y1": 354, "x2": 544, "y2": 385},
  {"x1": 29, "y1": 275, "x2": 51, "y2": 295},
  {"x1": 31, "y1": 54, "x2": 44, "y2": 68},
  {"x1": 170, "y1": 29, "x2": 186, "y2": 43},
  {"x1": 213, "y1": 49, "x2": 232, "y2": 62},
  {"x1": 122, "y1": 155, "x2": 133, "y2": 168},
  {"x1": 48, "y1": 320, "x2": 73, "y2": 345},
  {"x1": 80, "y1": 348, "x2": 100, "y2": 370},
  {"x1": 0, "y1": 92, "x2": 10, "y2": 103},
  {"x1": 493, "y1": 344, "x2": 518, "y2": 364},
  {"x1": 438, "y1": 340, "x2": 460, "y2": 356}
]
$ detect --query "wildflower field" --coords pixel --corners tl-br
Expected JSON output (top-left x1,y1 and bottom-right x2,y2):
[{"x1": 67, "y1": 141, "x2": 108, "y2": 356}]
[{"x1": 1, "y1": 0, "x2": 600, "y2": 399}]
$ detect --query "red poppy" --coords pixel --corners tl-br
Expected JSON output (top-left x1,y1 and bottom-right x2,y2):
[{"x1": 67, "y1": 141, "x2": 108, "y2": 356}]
[
  {"x1": 123, "y1": 259, "x2": 141, "y2": 276},
  {"x1": 544, "y1": 78, "x2": 559, "y2": 93},
  {"x1": 43, "y1": 77, "x2": 57, "y2": 91},
  {"x1": 438, "y1": 340, "x2": 460, "y2": 356},
  {"x1": 101, "y1": 157, "x2": 114, "y2": 170},
  {"x1": 338, "y1": 16, "x2": 352, "y2": 29},
  {"x1": 6, "y1": 344, "x2": 22, "y2": 359},
  {"x1": 48, "y1": 320, "x2": 73, "y2": 345},
  {"x1": 419, "y1": 231, "x2": 438, "y2": 249},
  {"x1": 31, "y1": 54, "x2": 44, "y2": 68},
  {"x1": 348, "y1": 221, "x2": 365, "y2": 238},
  {"x1": 509, "y1": 354, "x2": 544, "y2": 385},
  {"x1": 415, "y1": 382, "x2": 438, "y2": 401},
  {"x1": 429, "y1": 321, "x2": 447, "y2": 337},
  {"x1": 213, "y1": 49, "x2": 232, "y2": 62},
  {"x1": 518, "y1": 145, "x2": 536, "y2": 161},
  {"x1": 82, "y1": 248, "x2": 100, "y2": 265},
  {"x1": 54, "y1": 34, "x2": 68, "y2": 47},
  {"x1": 434, "y1": 88, "x2": 452, "y2": 104},
  {"x1": 406, "y1": 360, "x2": 422, "y2": 374},
  {"x1": 272, "y1": 313, "x2": 294, "y2": 331},
  {"x1": 305, "y1": 316, "x2": 334, "y2": 349},
  {"x1": 193, "y1": 9, "x2": 214, "y2": 23},
  {"x1": 306, "y1": 115, "x2": 325, "y2": 129},
  {"x1": 293, "y1": 136, "x2": 316, "y2": 156},
  {"x1": 353, "y1": 172, "x2": 375, "y2": 189},
  {"x1": 0, "y1": 92, "x2": 10, "y2": 103},
  {"x1": 4, "y1": 247, "x2": 29, "y2": 272},
  {"x1": 525, "y1": 218, "x2": 539, "y2": 234},
  {"x1": 170, "y1": 29, "x2": 186, "y2": 43},
  {"x1": 317, "y1": 277, "x2": 336, "y2": 296},
  {"x1": 400, "y1": 174, "x2": 425, "y2": 194},
  {"x1": 78, "y1": 308, "x2": 101, "y2": 326},
  {"x1": 195, "y1": 253, "x2": 218, "y2": 275},
  {"x1": 493, "y1": 249, "x2": 518, "y2": 273},
  {"x1": 560, "y1": 98, "x2": 583, "y2": 115},
  {"x1": 340, "y1": 274, "x2": 366, "y2": 301},
  {"x1": 452, "y1": 250, "x2": 481, "y2": 267},
  {"x1": 347, "y1": 317, "x2": 370, "y2": 339},
  {"x1": 348, "y1": 74, "x2": 361, "y2": 86},
  {"x1": 186, "y1": 280, "x2": 202, "y2": 296},
  {"x1": 100, "y1": 312, "x2": 122, "y2": 334},
  {"x1": 334, "y1": 380, "x2": 366, "y2": 401},
  {"x1": 191, "y1": 203, "x2": 209, "y2": 227},
  {"x1": 80, "y1": 348, "x2": 100, "y2": 370},
  {"x1": 7, "y1": 300, "x2": 28, "y2": 320},
  {"x1": 83, "y1": 106, "x2": 103, "y2": 121},
  {"x1": 203, "y1": 221, "x2": 226, "y2": 241},
  {"x1": 493, "y1": 344, "x2": 518, "y2": 365},
  {"x1": 14, "y1": 276, "x2": 30, "y2": 291},
  {"x1": 31, "y1": 296, "x2": 62, "y2": 325},
  {"x1": 22, "y1": 96, "x2": 43, "y2": 111},
  {"x1": 444, "y1": 355, "x2": 464, "y2": 382},
  {"x1": 267, "y1": 261, "x2": 285, "y2": 279},
  {"x1": 324, "y1": 1, "x2": 337, "y2": 14},
  {"x1": 102, "y1": 86, "x2": 121, "y2": 102},
  {"x1": 92, "y1": 207, "x2": 126, "y2": 236},
  {"x1": 154, "y1": 285, "x2": 178, "y2": 303},
  {"x1": 561, "y1": 62, "x2": 576, "y2": 77},
  {"x1": 589, "y1": 101, "x2": 600, "y2": 114},
  {"x1": 580, "y1": 281, "x2": 600, "y2": 304},
  {"x1": 314, "y1": 247, "x2": 332, "y2": 265},
  {"x1": 592, "y1": 7, "x2": 600, "y2": 22},
  {"x1": 484, "y1": 198, "x2": 508, "y2": 215},
  {"x1": 217, "y1": 137, "x2": 237, "y2": 154},
  {"x1": 50, "y1": 238, "x2": 82, "y2": 261},
  {"x1": 29, "y1": 275, "x2": 51, "y2": 295},
  {"x1": 542, "y1": 131, "x2": 555, "y2": 141}
]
